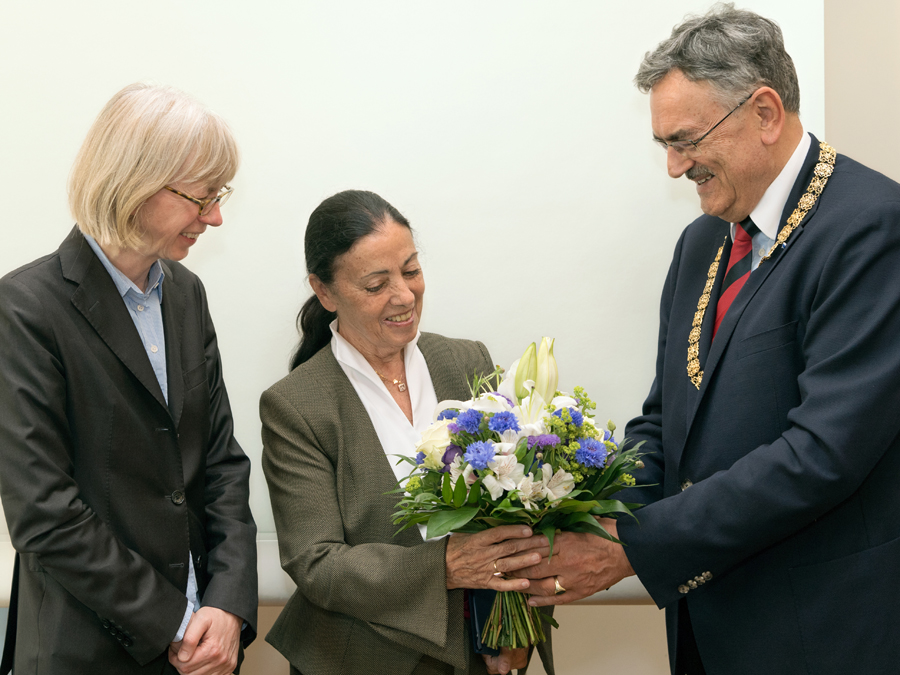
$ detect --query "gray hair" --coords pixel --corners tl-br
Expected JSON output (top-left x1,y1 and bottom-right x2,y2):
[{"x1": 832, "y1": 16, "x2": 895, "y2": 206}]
[{"x1": 634, "y1": 3, "x2": 800, "y2": 113}]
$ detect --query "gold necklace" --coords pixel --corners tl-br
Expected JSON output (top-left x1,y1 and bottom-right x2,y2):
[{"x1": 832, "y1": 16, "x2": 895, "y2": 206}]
[
  {"x1": 375, "y1": 368, "x2": 407, "y2": 392},
  {"x1": 687, "y1": 141, "x2": 837, "y2": 390}
]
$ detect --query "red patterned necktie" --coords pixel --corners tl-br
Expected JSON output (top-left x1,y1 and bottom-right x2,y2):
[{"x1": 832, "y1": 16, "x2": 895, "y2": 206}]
[{"x1": 713, "y1": 217, "x2": 760, "y2": 339}]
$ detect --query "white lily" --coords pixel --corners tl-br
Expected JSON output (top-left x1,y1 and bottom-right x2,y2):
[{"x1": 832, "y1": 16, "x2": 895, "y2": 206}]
[
  {"x1": 515, "y1": 472, "x2": 544, "y2": 510},
  {"x1": 432, "y1": 399, "x2": 471, "y2": 422},
  {"x1": 534, "y1": 337, "x2": 559, "y2": 404},
  {"x1": 483, "y1": 454, "x2": 526, "y2": 500},
  {"x1": 541, "y1": 467, "x2": 575, "y2": 501},
  {"x1": 550, "y1": 395, "x2": 579, "y2": 412},
  {"x1": 470, "y1": 392, "x2": 515, "y2": 414},
  {"x1": 514, "y1": 343, "x2": 538, "y2": 401}
]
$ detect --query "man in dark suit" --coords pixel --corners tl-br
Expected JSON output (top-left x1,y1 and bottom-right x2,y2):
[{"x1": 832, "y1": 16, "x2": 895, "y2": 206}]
[
  {"x1": 0, "y1": 83, "x2": 257, "y2": 674},
  {"x1": 517, "y1": 5, "x2": 900, "y2": 674}
]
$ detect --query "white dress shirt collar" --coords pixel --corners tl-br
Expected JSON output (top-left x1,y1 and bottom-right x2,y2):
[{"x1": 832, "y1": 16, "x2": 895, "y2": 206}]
[{"x1": 733, "y1": 130, "x2": 811, "y2": 240}]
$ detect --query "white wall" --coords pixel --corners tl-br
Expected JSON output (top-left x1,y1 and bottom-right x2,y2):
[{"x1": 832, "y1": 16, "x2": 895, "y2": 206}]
[{"x1": 0, "y1": 1, "x2": 824, "y2": 671}]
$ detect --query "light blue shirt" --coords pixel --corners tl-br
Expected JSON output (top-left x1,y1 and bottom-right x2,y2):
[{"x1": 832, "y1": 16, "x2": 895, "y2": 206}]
[{"x1": 83, "y1": 234, "x2": 198, "y2": 641}]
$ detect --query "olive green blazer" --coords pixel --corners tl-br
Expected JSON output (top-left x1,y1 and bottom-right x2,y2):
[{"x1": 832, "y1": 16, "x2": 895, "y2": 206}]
[{"x1": 260, "y1": 333, "x2": 554, "y2": 675}]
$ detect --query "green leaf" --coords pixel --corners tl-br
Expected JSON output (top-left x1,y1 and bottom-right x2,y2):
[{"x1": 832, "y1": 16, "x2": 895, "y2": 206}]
[
  {"x1": 426, "y1": 506, "x2": 479, "y2": 538},
  {"x1": 563, "y1": 512, "x2": 625, "y2": 544},
  {"x1": 441, "y1": 473, "x2": 453, "y2": 505},
  {"x1": 466, "y1": 479, "x2": 482, "y2": 506},
  {"x1": 514, "y1": 437, "x2": 530, "y2": 462},
  {"x1": 539, "y1": 524, "x2": 557, "y2": 560},
  {"x1": 452, "y1": 474, "x2": 468, "y2": 508}
]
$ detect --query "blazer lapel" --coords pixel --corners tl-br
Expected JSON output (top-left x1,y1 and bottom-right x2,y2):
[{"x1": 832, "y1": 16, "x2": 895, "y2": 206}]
[
  {"x1": 161, "y1": 263, "x2": 186, "y2": 428},
  {"x1": 60, "y1": 229, "x2": 169, "y2": 414},
  {"x1": 684, "y1": 136, "x2": 824, "y2": 435}
]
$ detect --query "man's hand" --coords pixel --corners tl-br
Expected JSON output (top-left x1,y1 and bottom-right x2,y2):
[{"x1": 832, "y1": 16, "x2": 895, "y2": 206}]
[
  {"x1": 445, "y1": 525, "x2": 543, "y2": 592},
  {"x1": 512, "y1": 519, "x2": 635, "y2": 607},
  {"x1": 482, "y1": 646, "x2": 529, "y2": 674},
  {"x1": 168, "y1": 606, "x2": 241, "y2": 675}
]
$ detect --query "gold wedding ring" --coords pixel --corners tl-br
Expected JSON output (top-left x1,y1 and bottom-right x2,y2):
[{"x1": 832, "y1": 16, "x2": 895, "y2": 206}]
[
  {"x1": 493, "y1": 560, "x2": 503, "y2": 577},
  {"x1": 554, "y1": 577, "x2": 566, "y2": 595}
]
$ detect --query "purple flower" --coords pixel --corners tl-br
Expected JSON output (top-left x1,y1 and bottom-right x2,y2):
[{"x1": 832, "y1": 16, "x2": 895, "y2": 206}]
[
  {"x1": 575, "y1": 437, "x2": 608, "y2": 468},
  {"x1": 441, "y1": 444, "x2": 464, "y2": 472},
  {"x1": 438, "y1": 409, "x2": 459, "y2": 421},
  {"x1": 553, "y1": 407, "x2": 584, "y2": 427},
  {"x1": 464, "y1": 440, "x2": 495, "y2": 470},
  {"x1": 456, "y1": 409, "x2": 483, "y2": 434},
  {"x1": 415, "y1": 451, "x2": 426, "y2": 465},
  {"x1": 488, "y1": 411, "x2": 520, "y2": 435},
  {"x1": 527, "y1": 434, "x2": 561, "y2": 449},
  {"x1": 447, "y1": 423, "x2": 460, "y2": 434}
]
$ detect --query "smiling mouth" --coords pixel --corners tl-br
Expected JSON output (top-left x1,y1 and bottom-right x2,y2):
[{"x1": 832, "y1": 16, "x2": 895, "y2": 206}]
[
  {"x1": 181, "y1": 233, "x2": 200, "y2": 239},
  {"x1": 386, "y1": 310, "x2": 412, "y2": 323}
]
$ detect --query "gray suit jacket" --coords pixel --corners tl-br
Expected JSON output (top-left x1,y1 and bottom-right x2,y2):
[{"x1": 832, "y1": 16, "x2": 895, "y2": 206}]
[
  {"x1": 0, "y1": 228, "x2": 257, "y2": 674},
  {"x1": 261, "y1": 333, "x2": 554, "y2": 675}
]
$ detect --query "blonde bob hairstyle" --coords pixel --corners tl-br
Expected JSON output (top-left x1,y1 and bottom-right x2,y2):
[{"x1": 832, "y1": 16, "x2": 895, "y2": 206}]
[{"x1": 69, "y1": 82, "x2": 239, "y2": 250}]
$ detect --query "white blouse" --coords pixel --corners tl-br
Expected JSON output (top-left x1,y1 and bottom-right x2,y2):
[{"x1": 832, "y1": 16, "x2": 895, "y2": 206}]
[{"x1": 329, "y1": 321, "x2": 438, "y2": 540}]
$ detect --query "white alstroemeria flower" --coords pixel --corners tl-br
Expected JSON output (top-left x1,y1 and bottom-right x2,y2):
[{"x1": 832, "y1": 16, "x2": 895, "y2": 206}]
[
  {"x1": 491, "y1": 429, "x2": 521, "y2": 456},
  {"x1": 449, "y1": 456, "x2": 477, "y2": 488},
  {"x1": 415, "y1": 419, "x2": 453, "y2": 470},
  {"x1": 515, "y1": 472, "x2": 544, "y2": 510},
  {"x1": 471, "y1": 392, "x2": 514, "y2": 414},
  {"x1": 483, "y1": 454, "x2": 526, "y2": 500},
  {"x1": 432, "y1": 400, "x2": 471, "y2": 422},
  {"x1": 541, "y1": 467, "x2": 575, "y2": 501}
]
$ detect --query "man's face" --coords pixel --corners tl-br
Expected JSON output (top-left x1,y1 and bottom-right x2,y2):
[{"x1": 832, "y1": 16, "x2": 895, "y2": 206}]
[{"x1": 650, "y1": 69, "x2": 767, "y2": 223}]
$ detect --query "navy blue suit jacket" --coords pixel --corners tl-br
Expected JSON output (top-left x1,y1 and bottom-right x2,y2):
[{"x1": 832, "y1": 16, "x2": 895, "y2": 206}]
[{"x1": 618, "y1": 136, "x2": 900, "y2": 674}]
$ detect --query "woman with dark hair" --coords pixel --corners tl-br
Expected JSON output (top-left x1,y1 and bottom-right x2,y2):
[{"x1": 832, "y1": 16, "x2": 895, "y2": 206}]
[{"x1": 260, "y1": 190, "x2": 554, "y2": 675}]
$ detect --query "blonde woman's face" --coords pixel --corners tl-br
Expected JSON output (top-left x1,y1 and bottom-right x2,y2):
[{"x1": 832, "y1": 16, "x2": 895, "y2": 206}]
[{"x1": 136, "y1": 181, "x2": 223, "y2": 262}]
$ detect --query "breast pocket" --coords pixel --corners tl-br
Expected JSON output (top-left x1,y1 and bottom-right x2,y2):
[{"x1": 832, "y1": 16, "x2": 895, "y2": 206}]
[
  {"x1": 737, "y1": 320, "x2": 798, "y2": 359},
  {"x1": 183, "y1": 359, "x2": 208, "y2": 391}
]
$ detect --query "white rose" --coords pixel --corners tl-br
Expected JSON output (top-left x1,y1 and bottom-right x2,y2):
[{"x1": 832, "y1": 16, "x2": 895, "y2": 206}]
[{"x1": 416, "y1": 419, "x2": 453, "y2": 470}]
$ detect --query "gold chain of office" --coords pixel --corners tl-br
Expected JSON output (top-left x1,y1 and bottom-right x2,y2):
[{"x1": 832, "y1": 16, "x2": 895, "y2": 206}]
[{"x1": 686, "y1": 141, "x2": 837, "y2": 389}]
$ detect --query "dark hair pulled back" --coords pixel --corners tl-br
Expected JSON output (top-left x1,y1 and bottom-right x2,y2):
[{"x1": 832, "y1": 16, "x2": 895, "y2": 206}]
[{"x1": 290, "y1": 189, "x2": 411, "y2": 370}]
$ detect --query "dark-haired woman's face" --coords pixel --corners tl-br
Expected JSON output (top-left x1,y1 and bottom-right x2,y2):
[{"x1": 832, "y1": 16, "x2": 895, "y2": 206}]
[{"x1": 315, "y1": 220, "x2": 424, "y2": 360}]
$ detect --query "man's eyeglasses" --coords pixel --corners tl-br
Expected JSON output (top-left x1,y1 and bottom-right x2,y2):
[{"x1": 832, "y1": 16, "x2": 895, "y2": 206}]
[
  {"x1": 654, "y1": 94, "x2": 751, "y2": 157},
  {"x1": 164, "y1": 184, "x2": 233, "y2": 216}
]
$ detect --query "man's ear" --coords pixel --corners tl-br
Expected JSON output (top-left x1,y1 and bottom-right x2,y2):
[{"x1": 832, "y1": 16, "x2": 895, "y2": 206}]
[
  {"x1": 752, "y1": 87, "x2": 786, "y2": 146},
  {"x1": 309, "y1": 274, "x2": 337, "y2": 312}
]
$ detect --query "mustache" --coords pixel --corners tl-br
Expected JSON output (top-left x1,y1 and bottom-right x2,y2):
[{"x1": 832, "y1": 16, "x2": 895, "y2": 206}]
[{"x1": 686, "y1": 165, "x2": 714, "y2": 181}]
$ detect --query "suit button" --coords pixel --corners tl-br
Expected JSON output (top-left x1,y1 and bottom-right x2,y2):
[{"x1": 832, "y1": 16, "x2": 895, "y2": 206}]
[
  {"x1": 680, "y1": 480, "x2": 693, "y2": 491},
  {"x1": 171, "y1": 490, "x2": 185, "y2": 505},
  {"x1": 123, "y1": 638, "x2": 133, "y2": 648},
  {"x1": 678, "y1": 584, "x2": 690, "y2": 594},
  {"x1": 101, "y1": 619, "x2": 111, "y2": 628}
]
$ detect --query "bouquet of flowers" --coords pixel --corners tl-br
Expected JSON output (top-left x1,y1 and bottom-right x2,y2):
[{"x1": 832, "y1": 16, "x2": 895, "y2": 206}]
[{"x1": 392, "y1": 338, "x2": 644, "y2": 649}]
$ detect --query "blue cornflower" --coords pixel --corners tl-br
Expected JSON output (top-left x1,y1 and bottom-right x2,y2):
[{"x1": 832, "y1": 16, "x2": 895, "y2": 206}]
[
  {"x1": 464, "y1": 441, "x2": 496, "y2": 470},
  {"x1": 488, "y1": 411, "x2": 521, "y2": 435},
  {"x1": 456, "y1": 409, "x2": 483, "y2": 434},
  {"x1": 438, "y1": 409, "x2": 459, "y2": 421},
  {"x1": 553, "y1": 407, "x2": 584, "y2": 427},
  {"x1": 415, "y1": 451, "x2": 426, "y2": 465},
  {"x1": 575, "y1": 437, "x2": 608, "y2": 468},
  {"x1": 527, "y1": 434, "x2": 561, "y2": 449}
]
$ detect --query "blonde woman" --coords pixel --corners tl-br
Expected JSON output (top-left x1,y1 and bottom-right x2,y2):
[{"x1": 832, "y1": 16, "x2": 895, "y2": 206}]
[{"x1": 0, "y1": 83, "x2": 257, "y2": 675}]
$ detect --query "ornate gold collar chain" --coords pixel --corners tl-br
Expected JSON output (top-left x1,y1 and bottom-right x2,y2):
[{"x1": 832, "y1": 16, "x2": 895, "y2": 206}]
[{"x1": 686, "y1": 141, "x2": 837, "y2": 389}]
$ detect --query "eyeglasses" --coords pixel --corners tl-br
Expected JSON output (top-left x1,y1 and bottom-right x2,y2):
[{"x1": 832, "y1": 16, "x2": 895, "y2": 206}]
[
  {"x1": 164, "y1": 184, "x2": 233, "y2": 216},
  {"x1": 654, "y1": 94, "x2": 751, "y2": 157}
]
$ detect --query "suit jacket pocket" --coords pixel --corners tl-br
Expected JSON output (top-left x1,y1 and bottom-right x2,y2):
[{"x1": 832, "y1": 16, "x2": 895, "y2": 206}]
[
  {"x1": 789, "y1": 534, "x2": 900, "y2": 674},
  {"x1": 737, "y1": 321, "x2": 798, "y2": 359},
  {"x1": 183, "y1": 360, "x2": 207, "y2": 391}
]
